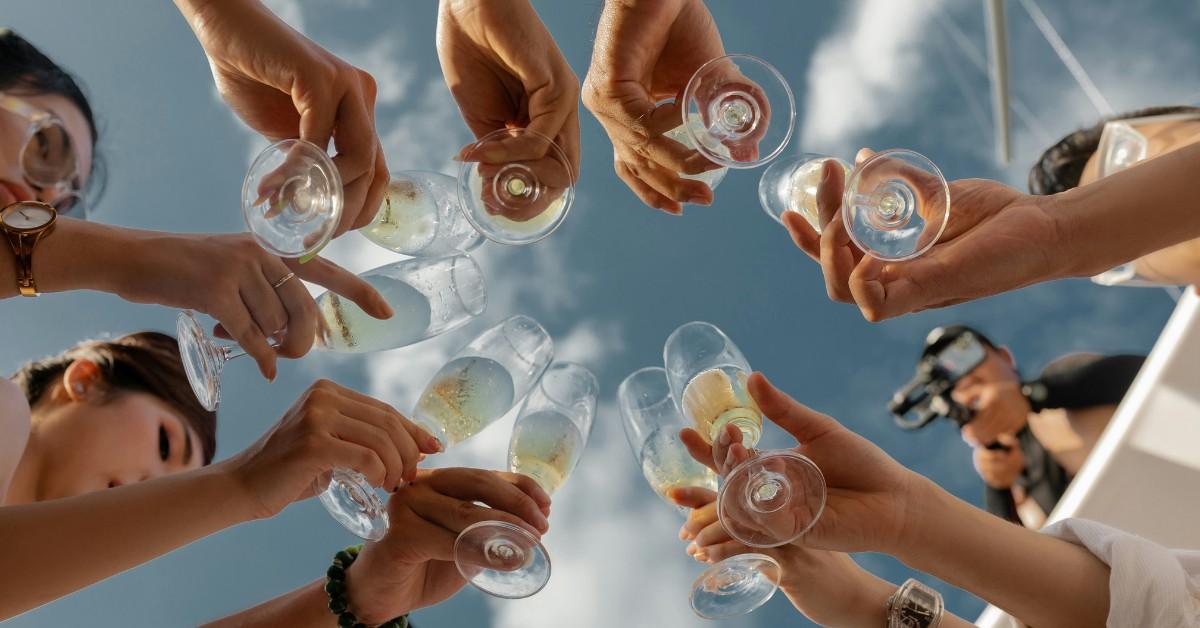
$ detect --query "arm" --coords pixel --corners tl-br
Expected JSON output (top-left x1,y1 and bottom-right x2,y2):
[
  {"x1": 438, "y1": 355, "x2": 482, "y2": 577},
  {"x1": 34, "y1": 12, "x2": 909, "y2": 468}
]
[
  {"x1": 899, "y1": 478, "x2": 1110, "y2": 628},
  {"x1": 0, "y1": 380, "x2": 435, "y2": 622},
  {"x1": 203, "y1": 468, "x2": 552, "y2": 628},
  {"x1": 0, "y1": 464, "x2": 252, "y2": 619},
  {"x1": 787, "y1": 142, "x2": 1200, "y2": 321}
]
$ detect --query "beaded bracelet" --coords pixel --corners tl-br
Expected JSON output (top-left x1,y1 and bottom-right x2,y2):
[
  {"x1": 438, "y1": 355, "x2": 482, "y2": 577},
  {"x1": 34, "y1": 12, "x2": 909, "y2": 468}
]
[{"x1": 326, "y1": 545, "x2": 411, "y2": 628}]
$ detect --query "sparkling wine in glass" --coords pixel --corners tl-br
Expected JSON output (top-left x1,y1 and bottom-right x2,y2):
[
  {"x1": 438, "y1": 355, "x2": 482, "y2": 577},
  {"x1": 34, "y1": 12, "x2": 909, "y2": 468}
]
[
  {"x1": 758, "y1": 149, "x2": 951, "y2": 261},
  {"x1": 663, "y1": 322, "x2": 827, "y2": 616},
  {"x1": 242, "y1": 139, "x2": 343, "y2": 259},
  {"x1": 617, "y1": 366, "x2": 778, "y2": 620},
  {"x1": 359, "y1": 171, "x2": 485, "y2": 257},
  {"x1": 457, "y1": 127, "x2": 576, "y2": 246},
  {"x1": 456, "y1": 362, "x2": 598, "y2": 599}
]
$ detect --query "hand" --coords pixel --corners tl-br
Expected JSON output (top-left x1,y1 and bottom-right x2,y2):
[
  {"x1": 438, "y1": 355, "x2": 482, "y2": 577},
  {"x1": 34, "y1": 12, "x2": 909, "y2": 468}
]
[
  {"x1": 583, "y1": 0, "x2": 727, "y2": 214},
  {"x1": 954, "y1": 380, "x2": 1030, "y2": 448},
  {"x1": 221, "y1": 380, "x2": 441, "y2": 520},
  {"x1": 437, "y1": 0, "x2": 581, "y2": 179},
  {"x1": 344, "y1": 468, "x2": 552, "y2": 623},
  {"x1": 784, "y1": 149, "x2": 1064, "y2": 321},
  {"x1": 681, "y1": 372, "x2": 920, "y2": 555},
  {"x1": 178, "y1": 0, "x2": 388, "y2": 235},
  {"x1": 672, "y1": 486, "x2": 895, "y2": 628},
  {"x1": 118, "y1": 232, "x2": 391, "y2": 380},
  {"x1": 973, "y1": 434, "x2": 1024, "y2": 489}
]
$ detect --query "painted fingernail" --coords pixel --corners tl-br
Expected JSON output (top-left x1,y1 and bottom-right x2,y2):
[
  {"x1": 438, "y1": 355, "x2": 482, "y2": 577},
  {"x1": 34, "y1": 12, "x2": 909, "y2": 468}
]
[{"x1": 695, "y1": 552, "x2": 708, "y2": 562}]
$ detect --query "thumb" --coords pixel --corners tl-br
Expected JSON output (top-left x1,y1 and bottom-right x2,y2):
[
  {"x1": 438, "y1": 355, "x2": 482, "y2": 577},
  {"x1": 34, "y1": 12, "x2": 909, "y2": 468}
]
[{"x1": 747, "y1": 372, "x2": 841, "y2": 445}]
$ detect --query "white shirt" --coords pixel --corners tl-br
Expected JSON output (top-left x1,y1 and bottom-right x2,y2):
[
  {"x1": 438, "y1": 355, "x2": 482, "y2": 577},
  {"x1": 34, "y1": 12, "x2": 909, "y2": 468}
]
[{"x1": 1042, "y1": 518, "x2": 1200, "y2": 627}]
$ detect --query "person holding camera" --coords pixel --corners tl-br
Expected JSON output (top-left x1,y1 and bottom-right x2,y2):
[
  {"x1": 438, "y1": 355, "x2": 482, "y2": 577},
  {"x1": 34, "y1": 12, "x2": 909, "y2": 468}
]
[{"x1": 892, "y1": 325, "x2": 1144, "y2": 529}]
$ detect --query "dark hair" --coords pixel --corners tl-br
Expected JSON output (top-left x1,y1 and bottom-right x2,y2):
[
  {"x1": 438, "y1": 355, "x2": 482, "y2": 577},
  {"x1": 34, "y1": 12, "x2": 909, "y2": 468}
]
[
  {"x1": 921, "y1": 324, "x2": 997, "y2": 360},
  {"x1": 1028, "y1": 105, "x2": 1200, "y2": 195},
  {"x1": 0, "y1": 28, "x2": 105, "y2": 205},
  {"x1": 11, "y1": 332, "x2": 217, "y2": 465}
]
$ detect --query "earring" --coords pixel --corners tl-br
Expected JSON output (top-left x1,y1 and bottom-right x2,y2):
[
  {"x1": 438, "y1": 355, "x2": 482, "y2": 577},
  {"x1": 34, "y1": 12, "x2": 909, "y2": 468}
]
[{"x1": 74, "y1": 383, "x2": 85, "y2": 395}]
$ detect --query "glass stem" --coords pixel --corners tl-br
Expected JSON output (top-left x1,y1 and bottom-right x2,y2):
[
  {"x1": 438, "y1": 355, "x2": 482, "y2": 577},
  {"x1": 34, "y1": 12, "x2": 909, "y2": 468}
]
[{"x1": 221, "y1": 339, "x2": 280, "y2": 362}]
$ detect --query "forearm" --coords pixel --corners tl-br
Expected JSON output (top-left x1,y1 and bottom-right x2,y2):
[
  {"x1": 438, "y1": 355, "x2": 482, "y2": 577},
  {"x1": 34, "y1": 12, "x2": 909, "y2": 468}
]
[
  {"x1": 202, "y1": 580, "x2": 332, "y2": 628},
  {"x1": 0, "y1": 464, "x2": 253, "y2": 620},
  {"x1": 0, "y1": 217, "x2": 144, "y2": 300},
  {"x1": 896, "y1": 478, "x2": 1110, "y2": 628},
  {"x1": 1054, "y1": 141, "x2": 1200, "y2": 278}
]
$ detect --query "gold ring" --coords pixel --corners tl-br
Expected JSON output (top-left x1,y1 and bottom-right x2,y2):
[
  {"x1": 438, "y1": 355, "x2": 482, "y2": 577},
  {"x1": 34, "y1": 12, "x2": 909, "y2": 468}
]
[{"x1": 272, "y1": 272, "x2": 296, "y2": 289}]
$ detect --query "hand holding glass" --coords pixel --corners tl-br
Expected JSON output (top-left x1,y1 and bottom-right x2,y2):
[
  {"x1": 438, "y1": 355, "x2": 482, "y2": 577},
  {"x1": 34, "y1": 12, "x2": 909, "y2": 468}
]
[{"x1": 456, "y1": 361, "x2": 598, "y2": 599}]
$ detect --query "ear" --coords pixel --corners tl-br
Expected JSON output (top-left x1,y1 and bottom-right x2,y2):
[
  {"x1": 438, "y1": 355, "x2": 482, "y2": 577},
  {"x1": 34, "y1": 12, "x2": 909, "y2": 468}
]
[
  {"x1": 997, "y1": 345, "x2": 1017, "y2": 370},
  {"x1": 62, "y1": 359, "x2": 103, "y2": 402}
]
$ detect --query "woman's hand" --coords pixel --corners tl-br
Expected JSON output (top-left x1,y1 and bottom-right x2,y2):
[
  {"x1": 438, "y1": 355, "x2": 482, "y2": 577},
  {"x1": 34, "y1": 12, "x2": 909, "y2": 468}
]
[
  {"x1": 117, "y1": 232, "x2": 390, "y2": 380},
  {"x1": 220, "y1": 380, "x2": 441, "y2": 520},
  {"x1": 437, "y1": 0, "x2": 581, "y2": 176},
  {"x1": 344, "y1": 468, "x2": 552, "y2": 623},
  {"x1": 583, "y1": 0, "x2": 726, "y2": 214},
  {"x1": 783, "y1": 149, "x2": 1064, "y2": 322},
  {"x1": 672, "y1": 486, "x2": 895, "y2": 628},
  {"x1": 681, "y1": 372, "x2": 921, "y2": 556},
  {"x1": 175, "y1": 0, "x2": 388, "y2": 235}
]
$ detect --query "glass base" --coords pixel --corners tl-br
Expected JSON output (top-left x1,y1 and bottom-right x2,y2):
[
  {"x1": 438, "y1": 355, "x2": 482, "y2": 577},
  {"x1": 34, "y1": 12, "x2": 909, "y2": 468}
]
[
  {"x1": 317, "y1": 468, "x2": 389, "y2": 541},
  {"x1": 455, "y1": 520, "x2": 550, "y2": 599},
  {"x1": 718, "y1": 450, "x2": 826, "y2": 548},
  {"x1": 242, "y1": 139, "x2": 343, "y2": 258},
  {"x1": 842, "y1": 148, "x2": 949, "y2": 261},
  {"x1": 690, "y1": 553, "x2": 781, "y2": 619},
  {"x1": 176, "y1": 310, "x2": 223, "y2": 412}
]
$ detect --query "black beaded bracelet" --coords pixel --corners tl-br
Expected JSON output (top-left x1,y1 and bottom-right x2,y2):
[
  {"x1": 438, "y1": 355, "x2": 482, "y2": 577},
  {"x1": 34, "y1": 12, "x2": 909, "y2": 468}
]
[{"x1": 326, "y1": 545, "x2": 411, "y2": 628}]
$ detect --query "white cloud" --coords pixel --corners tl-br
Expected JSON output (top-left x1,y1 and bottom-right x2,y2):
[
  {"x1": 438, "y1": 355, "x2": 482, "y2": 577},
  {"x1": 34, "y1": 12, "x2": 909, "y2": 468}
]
[{"x1": 800, "y1": 0, "x2": 949, "y2": 156}]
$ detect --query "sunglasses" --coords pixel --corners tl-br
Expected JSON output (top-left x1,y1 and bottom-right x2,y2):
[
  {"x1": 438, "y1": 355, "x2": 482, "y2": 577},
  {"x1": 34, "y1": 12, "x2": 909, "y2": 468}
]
[
  {"x1": 0, "y1": 93, "x2": 86, "y2": 217},
  {"x1": 1097, "y1": 111, "x2": 1200, "y2": 179}
]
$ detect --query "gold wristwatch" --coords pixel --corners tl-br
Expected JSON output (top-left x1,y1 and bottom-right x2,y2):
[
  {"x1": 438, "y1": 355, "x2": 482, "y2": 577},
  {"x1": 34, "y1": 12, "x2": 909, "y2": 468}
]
[{"x1": 1, "y1": 201, "x2": 58, "y2": 297}]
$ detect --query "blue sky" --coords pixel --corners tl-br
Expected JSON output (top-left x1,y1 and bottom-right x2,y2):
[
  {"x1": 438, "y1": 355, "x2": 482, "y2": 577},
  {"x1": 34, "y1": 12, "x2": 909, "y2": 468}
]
[{"x1": 1, "y1": 1, "x2": 1196, "y2": 626}]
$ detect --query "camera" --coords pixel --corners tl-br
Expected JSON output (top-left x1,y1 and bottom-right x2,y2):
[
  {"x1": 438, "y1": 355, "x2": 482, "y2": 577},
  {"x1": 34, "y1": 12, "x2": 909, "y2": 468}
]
[{"x1": 889, "y1": 328, "x2": 987, "y2": 431}]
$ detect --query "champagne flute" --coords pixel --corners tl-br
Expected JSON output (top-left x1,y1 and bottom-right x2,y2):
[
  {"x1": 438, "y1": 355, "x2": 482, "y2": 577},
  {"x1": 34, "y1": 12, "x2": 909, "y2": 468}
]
[
  {"x1": 758, "y1": 149, "x2": 951, "y2": 261},
  {"x1": 359, "y1": 171, "x2": 486, "y2": 257},
  {"x1": 360, "y1": 128, "x2": 575, "y2": 255},
  {"x1": 663, "y1": 323, "x2": 826, "y2": 572},
  {"x1": 177, "y1": 254, "x2": 487, "y2": 540},
  {"x1": 456, "y1": 361, "x2": 598, "y2": 599},
  {"x1": 618, "y1": 366, "x2": 779, "y2": 620}
]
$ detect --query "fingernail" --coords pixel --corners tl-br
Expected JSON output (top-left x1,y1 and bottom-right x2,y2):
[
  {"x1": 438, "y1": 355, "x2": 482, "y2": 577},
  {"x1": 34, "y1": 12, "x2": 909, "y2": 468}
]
[
  {"x1": 686, "y1": 542, "x2": 698, "y2": 554},
  {"x1": 718, "y1": 429, "x2": 731, "y2": 446},
  {"x1": 679, "y1": 527, "x2": 688, "y2": 541},
  {"x1": 695, "y1": 552, "x2": 708, "y2": 562}
]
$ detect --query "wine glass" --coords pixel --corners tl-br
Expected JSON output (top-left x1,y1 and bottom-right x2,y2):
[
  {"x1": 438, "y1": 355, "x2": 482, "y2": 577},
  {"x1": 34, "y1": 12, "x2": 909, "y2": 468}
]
[
  {"x1": 758, "y1": 149, "x2": 951, "y2": 261},
  {"x1": 663, "y1": 322, "x2": 826, "y2": 558},
  {"x1": 680, "y1": 54, "x2": 796, "y2": 171},
  {"x1": 618, "y1": 366, "x2": 779, "y2": 620},
  {"x1": 358, "y1": 128, "x2": 574, "y2": 255},
  {"x1": 242, "y1": 139, "x2": 343, "y2": 259},
  {"x1": 359, "y1": 171, "x2": 486, "y2": 257},
  {"x1": 456, "y1": 361, "x2": 598, "y2": 599},
  {"x1": 457, "y1": 127, "x2": 575, "y2": 246},
  {"x1": 177, "y1": 254, "x2": 487, "y2": 540}
]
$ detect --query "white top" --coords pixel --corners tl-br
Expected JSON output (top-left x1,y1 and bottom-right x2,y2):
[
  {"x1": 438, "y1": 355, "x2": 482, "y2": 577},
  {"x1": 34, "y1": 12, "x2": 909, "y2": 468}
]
[{"x1": 1042, "y1": 518, "x2": 1200, "y2": 627}]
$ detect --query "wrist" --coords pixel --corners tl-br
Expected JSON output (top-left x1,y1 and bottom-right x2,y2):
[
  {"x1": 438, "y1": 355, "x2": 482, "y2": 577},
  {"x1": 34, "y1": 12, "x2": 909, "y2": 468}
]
[
  {"x1": 342, "y1": 545, "x2": 415, "y2": 623},
  {"x1": 208, "y1": 456, "x2": 278, "y2": 522},
  {"x1": 850, "y1": 574, "x2": 898, "y2": 628},
  {"x1": 889, "y1": 473, "x2": 950, "y2": 561}
]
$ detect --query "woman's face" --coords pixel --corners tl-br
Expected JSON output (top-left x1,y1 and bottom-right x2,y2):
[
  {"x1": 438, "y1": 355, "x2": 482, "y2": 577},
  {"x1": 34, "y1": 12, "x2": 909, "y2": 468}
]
[
  {"x1": 0, "y1": 91, "x2": 93, "y2": 208},
  {"x1": 33, "y1": 391, "x2": 203, "y2": 500}
]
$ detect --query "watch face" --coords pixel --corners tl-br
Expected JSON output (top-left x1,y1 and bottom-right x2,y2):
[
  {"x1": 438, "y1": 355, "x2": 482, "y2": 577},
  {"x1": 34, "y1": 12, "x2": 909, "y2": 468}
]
[{"x1": 2, "y1": 201, "x2": 54, "y2": 230}]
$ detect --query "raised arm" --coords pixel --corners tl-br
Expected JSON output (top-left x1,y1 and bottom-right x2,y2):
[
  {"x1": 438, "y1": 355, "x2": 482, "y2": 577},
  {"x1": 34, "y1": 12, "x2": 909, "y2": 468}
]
[
  {"x1": 204, "y1": 467, "x2": 551, "y2": 627},
  {"x1": 0, "y1": 380, "x2": 435, "y2": 621}
]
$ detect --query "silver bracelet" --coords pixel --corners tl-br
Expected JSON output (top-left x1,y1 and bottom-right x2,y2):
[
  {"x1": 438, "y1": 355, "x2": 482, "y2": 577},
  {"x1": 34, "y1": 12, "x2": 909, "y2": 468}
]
[{"x1": 885, "y1": 578, "x2": 944, "y2": 628}]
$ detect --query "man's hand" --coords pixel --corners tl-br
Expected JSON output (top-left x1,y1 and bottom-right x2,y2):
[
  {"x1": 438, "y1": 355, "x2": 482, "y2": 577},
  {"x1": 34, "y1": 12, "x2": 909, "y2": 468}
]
[
  {"x1": 583, "y1": 0, "x2": 725, "y2": 214},
  {"x1": 973, "y1": 434, "x2": 1024, "y2": 489}
]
